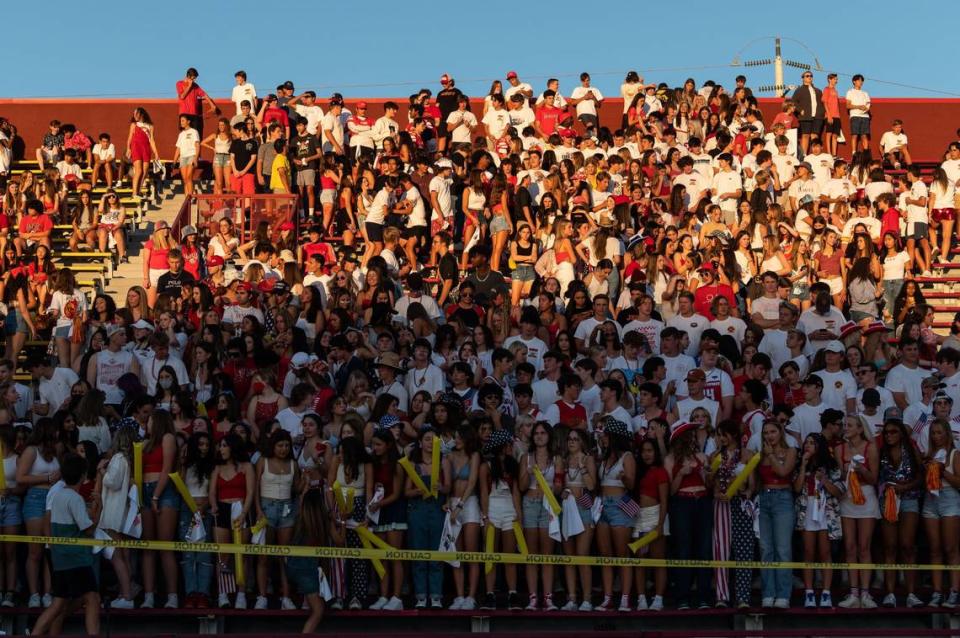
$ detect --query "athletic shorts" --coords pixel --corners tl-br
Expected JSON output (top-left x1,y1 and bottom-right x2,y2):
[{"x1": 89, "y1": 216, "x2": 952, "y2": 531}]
[
  {"x1": 850, "y1": 117, "x2": 871, "y2": 136},
  {"x1": 365, "y1": 221, "x2": 384, "y2": 243},
  {"x1": 799, "y1": 119, "x2": 823, "y2": 135},
  {"x1": 52, "y1": 566, "x2": 98, "y2": 599}
]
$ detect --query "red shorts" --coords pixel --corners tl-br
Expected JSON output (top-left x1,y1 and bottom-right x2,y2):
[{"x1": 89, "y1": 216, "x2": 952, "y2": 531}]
[
  {"x1": 932, "y1": 208, "x2": 956, "y2": 223},
  {"x1": 230, "y1": 172, "x2": 256, "y2": 195}
]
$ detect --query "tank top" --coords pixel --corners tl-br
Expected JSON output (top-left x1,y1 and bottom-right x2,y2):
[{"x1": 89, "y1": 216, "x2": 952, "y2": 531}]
[
  {"x1": 671, "y1": 456, "x2": 707, "y2": 493},
  {"x1": 516, "y1": 241, "x2": 533, "y2": 257},
  {"x1": 566, "y1": 457, "x2": 588, "y2": 488},
  {"x1": 184, "y1": 466, "x2": 209, "y2": 499},
  {"x1": 2, "y1": 455, "x2": 17, "y2": 489},
  {"x1": 600, "y1": 453, "x2": 627, "y2": 488},
  {"x1": 467, "y1": 189, "x2": 486, "y2": 211},
  {"x1": 760, "y1": 254, "x2": 784, "y2": 274},
  {"x1": 320, "y1": 175, "x2": 336, "y2": 190},
  {"x1": 759, "y1": 462, "x2": 792, "y2": 487},
  {"x1": 214, "y1": 136, "x2": 231, "y2": 154},
  {"x1": 373, "y1": 461, "x2": 395, "y2": 497},
  {"x1": 336, "y1": 462, "x2": 366, "y2": 490},
  {"x1": 217, "y1": 469, "x2": 246, "y2": 501},
  {"x1": 253, "y1": 397, "x2": 281, "y2": 429},
  {"x1": 526, "y1": 453, "x2": 556, "y2": 490},
  {"x1": 816, "y1": 249, "x2": 842, "y2": 278},
  {"x1": 143, "y1": 443, "x2": 165, "y2": 474},
  {"x1": 101, "y1": 207, "x2": 122, "y2": 226},
  {"x1": 30, "y1": 447, "x2": 59, "y2": 478},
  {"x1": 261, "y1": 458, "x2": 295, "y2": 500}
]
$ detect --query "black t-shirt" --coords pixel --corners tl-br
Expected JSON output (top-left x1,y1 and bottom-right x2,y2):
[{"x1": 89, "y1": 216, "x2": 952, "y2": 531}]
[
  {"x1": 292, "y1": 134, "x2": 320, "y2": 171},
  {"x1": 439, "y1": 253, "x2": 459, "y2": 287},
  {"x1": 436, "y1": 88, "x2": 464, "y2": 118},
  {"x1": 513, "y1": 187, "x2": 533, "y2": 224},
  {"x1": 157, "y1": 270, "x2": 197, "y2": 298},
  {"x1": 465, "y1": 269, "x2": 508, "y2": 303},
  {"x1": 230, "y1": 138, "x2": 259, "y2": 172}
]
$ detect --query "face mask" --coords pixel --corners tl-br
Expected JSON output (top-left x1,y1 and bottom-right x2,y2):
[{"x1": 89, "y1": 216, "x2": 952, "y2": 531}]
[
  {"x1": 252, "y1": 382, "x2": 266, "y2": 395},
  {"x1": 159, "y1": 378, "x2": 174, "y2": 390}
]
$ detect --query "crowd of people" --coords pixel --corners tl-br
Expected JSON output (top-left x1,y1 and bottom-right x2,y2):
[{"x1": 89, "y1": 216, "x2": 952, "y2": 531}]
[{"x1": 3, "y1": 65, "x2": 960, "y2": 634}]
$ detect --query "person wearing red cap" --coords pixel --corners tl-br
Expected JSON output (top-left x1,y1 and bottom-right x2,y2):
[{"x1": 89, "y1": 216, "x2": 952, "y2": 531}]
[
  {"x1": 446, "y1": 96, "x2": 477, "y2": 152},
  {"x1": 504, "y1": 71, "x2": 533, "y2": 102},
  {"x1": 222, "y1": 281, "x2": 264, "y2": 327},
  {"x1": 436, "y1": 75, "x2": 463, "y2": 154},
  {"x1": 692, "y1": 261, "x2": 735, "y2": 320},
  {"x1": 347, "y1": 102, "x2": 375, "y2": 161}
]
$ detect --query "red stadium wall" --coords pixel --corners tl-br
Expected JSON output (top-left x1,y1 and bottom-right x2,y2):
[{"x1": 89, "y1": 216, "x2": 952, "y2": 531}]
[{"x1": 0, "y1": 97, "x2": 956, "y2": 162}]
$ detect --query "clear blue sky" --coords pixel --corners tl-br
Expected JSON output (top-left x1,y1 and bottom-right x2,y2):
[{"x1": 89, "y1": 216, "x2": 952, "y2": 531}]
[{"x1": 7, "y1": 1, "x2": 960, "y2": 100}]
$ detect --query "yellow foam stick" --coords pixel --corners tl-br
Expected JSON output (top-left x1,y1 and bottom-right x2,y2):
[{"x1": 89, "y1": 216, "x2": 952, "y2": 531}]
[
  {"x1": 725, "y1": 453, "x2": 762, "y2": 499},
  {"x1": 356, "y1": 526, "x2": 395, "y2": 552},
  {"x1": 167, "y1": 472, "x2": 197, "y2": 513},
  {"x1": 484, "y1": 525, "x2": 495, "y2": 574},
  {"x1": 356, "y1": 527, "x2": 386, "y2": 579},
  {"x1": 533, "y1": 467, "x2": 561, "y2": 515},
  {"x1": 133, "y1": 442, "x2": 143, "y2": 506},
  {"x1": 629, "y1": 530, "x2": 659, "y2": 554},
  {"x1": 430, "y1": 436, "x2": 441, "y2": 498},
  {"x1": 0, "y1": 443, "x2": 6, "y2": 491},
  {"x1": 232, "y1": 527, "x2": 245, "y2": 587},
  {"x1": 332, "y1": 480, "x2": 348, "y2": 513},
  {"x1": 511, "y1": 521, "x2": 528, "y2": 555},
  {"x1": 710, "y1": 454, "x2": 722, "y2": 472},
  {"x1": 399, "y1": 457, "x2": 432, "y2": 499},
  {"x1": 250, "y1": 516, "x2": 268, "y2": 537}
]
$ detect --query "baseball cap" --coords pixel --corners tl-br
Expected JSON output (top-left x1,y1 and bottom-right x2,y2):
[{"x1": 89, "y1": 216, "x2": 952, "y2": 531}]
[
  {"x1": 799, "y1": 194, "x2": 815, "y2": 206},
  {"x1": 698, "y1": 261, "x2": 716, "y2": 273},
  {"x1": 435, "y1": 158, "x2": 452, "y2": 169},
  {"x1": 440, "y1": 73, "x2": 451, "y2": 85},
  {"x1": 686, "y1": 369, "x2": 706, "y2": 382},
  {"x1": 510, "y1": 93, "x2": 524, "y2": 103},
  {"x1": 282, "y1": 81, "x2": 295, "y2": 90},
  {"x1": 105, "y1": 324, "x2": 124, "y2": 338},
  {"x1": 884, "y1": 406, "x2": 903, "y2": 423},
  {"x1": 934, "y1": 392, "x2": 954, "y2": 404},
  {"x1": 798, "y1": 161, "x2": 813, "y2": 171},
  {"x1": 132, "y1": 319, "x2": 153, "y2": 331},
  {"x1": 823, "y1": 340, "x2": 845, "y2": 354},
  {"x1": 207, "y1": 255, "x2": 224, "y2": 268},
  {"x1": 506, "y1": 71, "x2": 518, "y2": 79},
  {"x1": 356, "y1": 101, "x2": 368, "y2": 109},
  {"x1": 154, "y1": 220, "x2": 168, "y2": 230},
  {"x1": 279, "y1": 221, "x2": 295, "y2": 231},
  {"x1": 922, "y1": 376, "x2": 942, "y2": 390},
  {"x1": 290, "y1": 352, "x2": 317, "y2": 370}
]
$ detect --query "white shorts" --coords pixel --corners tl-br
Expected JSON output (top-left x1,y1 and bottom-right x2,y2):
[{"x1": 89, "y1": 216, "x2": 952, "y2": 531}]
[
  {"x1": 487, "y1": 492, "x2": 517, "y2": 530},
  {"x1": 148, "y1": 268, "x2": 165, "y2": 288},
  {"x1": 450, "y1": 495, "x2": 481, "y2": 525},
  {"x1": 632, "y1": 504, "x2": 670, "y2": 538},
  {"x1": 824, "y1": 276, "x2": 843, "y2": 295}
]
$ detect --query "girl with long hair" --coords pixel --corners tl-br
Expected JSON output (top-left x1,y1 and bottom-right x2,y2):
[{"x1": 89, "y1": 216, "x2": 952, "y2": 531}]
[
  {"x1": 445, "y1": 425, "x2": 482, "y2": 610},
  {"x1": 559, "y1": 428, "x2": 598, "y2": 610},
  {"x1": 49, "y1": 267, "x2": 88, "y2": 368},
  {"x1": 757, "y1": 419, "x2": 798, "y2": 609},
  {"x1": 141, "y1": 410, "x2": 181, "y2": 609},
  {"x1": 127, "y1": 107, "x2": 159, "y2": 197},
  {"x1": 880, "y1": 232, "x2": 912, "y2": 324},
  {"x1": 922, "y1": 419, "x2": 960, "y2": 607},
  {"x1": 595, "y1": 418, "x2": 637, "y2": 611},
  {"x1": 287, "y1": 490, "x2": 342, "y2": 632},
  {"x1": 368, "y1": 428, "x2": 406, "y2": 610},
  {"x1": 98, "y1": 427, "x2": 137, "y2": 608},
  {"x1": 479, "y1": 429, "x2": 522, "y2": 610},
  {"x1": 201, "y1": 118, "x2": 233, "y2": 196},
  {"x1": 254, "y1": 430, "x2": 301, "y2": 610},
  {"x1": 178, "y1": 431, "x2": 216, "y2": 608},
  {"x1": 632, "y1": 436, "x2": 669, "y2": 611},
  {"x1": 328, "y1": 436, "x2": 373, "y2": 610},
  {"x1": 404, "y1": 428, "x2": 448, "y2": 609},
  {"x1": 210, "y1": 433, "x2": 255, "y2": 609},
  {"x1": 69, "y1": 189, "x2": 98, "y2": 250},
  {"x1": 519, "y1": 422, "x2": 563, "y2": 610}
]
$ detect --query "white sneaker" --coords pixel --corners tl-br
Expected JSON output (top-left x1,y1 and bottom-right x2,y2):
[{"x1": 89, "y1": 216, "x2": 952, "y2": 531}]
[
  {"x1": 944, "y1": 591, "x2": 959, "y2": 609},
  {"x1": 141, "y1": 593, "x2": 155, "y2": 609},
  {"x1": 448, "y1": 596, "x2": 465, "y2": 611},
  {"x1": 804, "y1": 591, "x2": 816, "y2": 608},
  {"x1": 384, "y1": 596, "x2": 404, "y2": 611},
  {"x1": 882, "y1": 593, "x2": 897, "y2": 608},
  {"x1": 774, "y1": 598, "x2": 789, "y2": 609},
  {"x1": 235, "y1": 592, "x2": 247, "y2": 610},
  {"x1": 280, "y1": 597, "x2": 296, "y2": 610},
  {"x1": 254, "y1": 595, "x2": 268, "y2": 610},
  {"x1": 636, "y1": 595, "x2": 648, "y2": 611},
  {"x1": 414, "y1": 596, "x2": 427, "y2": 609},
  {"x1": 164, "y1": 594, "x2": 178, "y2": 609},
  {"x1": 110, "y1": 597, "x2": 134, "y2": 609},
  {"x1": 906, "y1": 593, "x2": 924, "y2": 608},
  {"x1": 837, "y1": 593, "x2": 861, "y2": 609},
  {"x1": 860, "y1": 591, "x2": 878, "y2": 609},
  {"x1": 578, "y1": 600, "x2": 593, "y2": 612},
  {"x1": 370, "y1": 596, "x2": 389, "y2": 610},
  {"x1": 820, "y1": 591, "x2": 833, "y2": 608},
  {"x1": 561, "y1": 600, "x2": 578, "y2": 611},
  {"x1": 761, "y1": 597, "x2": 774, "y2": 608},
  {"x1": 218, "y1": 593, "x2": 230, "y2": 609},
  {"x1": 649, "y1": 596, "x2": 664, "y2": 611},
  {"x1": 461, "y1": 597, "x2": 477, "y2": 611},
  {"x1": 349, "y1": 596, "x2": 363, "y2": 610},
  {"x1": 1, "y1": 592, "x2": 14, "y2": 608},
  {"x1": 430, "y1": 595, "x2": 443, "y2": 609},
  {"x1": 618, "y1": 595, "x2": 631, "y2": 612},
  {"x1": 27, "y1": 593, "x2": 41, "y2": 609},
  {"x1": 41, "y1": 593, "x2": 52, "y2": 608}
]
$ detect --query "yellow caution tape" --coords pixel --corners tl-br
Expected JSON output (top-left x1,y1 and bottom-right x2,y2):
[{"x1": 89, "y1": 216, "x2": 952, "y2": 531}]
[
  {"x1": 1, "y1": 534, "x2": 956, "y2": 571},
  {"x1": 167, "y1": 472, "x2": 197, "y2": 513},
  {"x1": 355, "y1": 526, "x2": 386, "y2": 579},
  {"x1": 232, "y1": 528, "x2": 245, "y2": 587},
  {"x1": 533, "y1": 467, "x2": 561, "y2": 515}
]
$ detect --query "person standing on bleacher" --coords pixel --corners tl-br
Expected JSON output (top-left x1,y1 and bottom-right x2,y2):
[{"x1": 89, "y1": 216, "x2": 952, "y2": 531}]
[{"x1": 175, "y1": 67, "x2": 220, "y2": 140}]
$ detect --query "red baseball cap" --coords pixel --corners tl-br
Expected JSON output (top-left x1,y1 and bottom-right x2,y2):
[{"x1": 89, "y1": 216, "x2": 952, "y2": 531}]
[
  {"x1": 238, "y1": 281, "x2": 255, "y2": 293},
  {"x1": 279, "y1": 221, "x2": 295, "y2": 231},
  {"x1": 698, "y1": 261, "x2": 716, "y2": 273},
  {"x1": 207, "y1": 255, "x2": 224, "y2": 268},
  {"x1": 440, "y1": 74, "x2": 451, "y2": 85},
  {"x1": 356, "y1": 101, "x2": 367, "y2": 109},
  {"x1": 506, "y1": 71, "x2": 518, "y2": 79},
  {"x1": 559, "y1": 128, "x2": 576, "y2": 138}
]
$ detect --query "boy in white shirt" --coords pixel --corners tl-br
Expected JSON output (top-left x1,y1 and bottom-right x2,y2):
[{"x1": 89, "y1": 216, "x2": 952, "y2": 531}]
[
  {"x1": 845, "y1": 74, "x2": 871, "y2": 153},
  {"x1": 91, "y1": 133, "x2": 116, "y2": 187},
  {"x1": 569, "y1": 72, "x2": 603, "y2": 133},
  {"x1": 879, "y1": 120, "x2": 911, "y2": 168},
  {"x1": 231, "y1": 71, "x2": 257, "y2": 115}
]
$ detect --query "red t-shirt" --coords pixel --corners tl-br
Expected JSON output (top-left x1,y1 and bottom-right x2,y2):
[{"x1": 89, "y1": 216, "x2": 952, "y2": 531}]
[
  {"x1": 181, "y1": 244, "x2": 201, "y2": 280},
  {"x1": 693, "y1": 283, "x2": 735, "y2": 320},
  {"x1": 144, "y1": 238, "x2": 171, "y2": 270},
  {"x1": 535, "y1": 107, "x2": 564, "y2": 137},
  {"x1": 636, "y1": 465, "x2": 669, "y2": 500},
  {"x1": 19, "y1": 213, "x2": 52, "y2": 236},
  {"x1": 303, "y1": 241, "x2": 336, "y2": 266},
  {"x1": 263, "y1": 106, "x2": 290, "y2": 129},
  {"x1": 881, "y1": 207, "x2": 901, "y2": 239},
  {"x1": 176, "y1": 80, "x2": 207, "y2": 116}
]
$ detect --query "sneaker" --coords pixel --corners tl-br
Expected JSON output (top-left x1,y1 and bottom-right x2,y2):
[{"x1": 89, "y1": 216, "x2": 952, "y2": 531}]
[
  {"x1": 882, "y1": 593, "x2": 897, "y2": 608},
  {"x1": 837, "y1": 593, "x2": 861, "y2": 609},
  {"x1": 110, "y1": 597, "x2": 134, "y2": 610},
  {"x1": 280, "y1": 597, "x2": 296, "y2": 611},
  {"x1": 579, "y1": 600, "x2": 594, "y2": 612},
  {"x1": 218, "y1": 593, "x2": 230, "y2": 609},
  {"x1": 1, "y1": 592, "x2": 14, "y2": 608},
  {"x1": 348, "y1": 596, "x2": 363, "y2": 610},
  {"x1": 698, "y1": 601, "x2": 712, "y2": 610},
  {"x1": 370, "y1": 596, "x2": 389, "y2": 611},
  {"x1": 649, "y1": 596, "x2": 663, "y2": 612},
  {"x1": 944, "y1": 591, "x2": 959, "y2": 609},
  {"x1": 141, "y1": 593, "x2": 155, "y2": 609},
  {"x1": 415, "y1": 596, "x2": 427, "y2": 610},
  {"x1": 636, "y1": 595, "x2": 648, "y2": 611},
  {"x1": 164, "y1": 594, "x2": 178, "y2": 610},
  {"x1": 543, "y1": 594, "x2": 557, "y2": 611},
  {"x1": 906, "y1": 593, "x2": 924, "y2": 608},
  {"x1": 525, "y1": 594, "x2": 539, "y2": 611},
  {"x1": 860, "y1": 591, "x2": 877, "y2": 609},
  {"x1": 618, "y1": 595, "x2": 631, "y2": 612},
  {"x1": 820, "y1": 591, "x2": 833, "y2": 609},
  {"x1": 507, "y1": 591, "x2": 522, "y2": 610},
  {"x1": 235, "y1": 592, "x2": 247, "y2": 610},
  {"x1": 330, "y1": 598, "x2": 343, "y2": 611},
  {"x1": 561, "y1": 600, "x2": 578, "y2": 612},
  {"x1": 184, "y1": 593, "x2": 197, "y2": 609},
  {"x1": 302, "y1": 598, "x2": 310, "y2": 611},
  {"x1": 481, "y1": 593, "x2": 497, "y2": 610},
  {"x1": 930, "y1": 592, "x2": 943, "y2": 608},
  {"x1": 254, "y1": 596, "x2": 269, "y2": 610},
  {"x1": 737, "y1": 601, "x2": 751, "y2": 609},
  {"x1": 384, "y1": 596, "x2": 404, "y2": 611},
  {"x1": 28, "y1": 593, "x2": 41, "y2": 609},
  {"x1": 761, "y1": 597, "x2": 774, "y2": 609},
  {"x1": 461, "y1": 597, "x2": 477, "y2": 611},
  {"x1": 596, "y1": 595, "x2": 613, "y2": 611},
  {"x1": 676, "y1": 601, "x2": 690, "y2": 611},
  {"x1": 804, "y1": 591, "x2": 816, "y2": 609},
  {"x1": 715, "y1": 600, "x2": 728, "y2": 609},
  {"x1": 430, "y1": 595, "x2": 443, "y2": 609},
  {"x1": 774, "y1": 598, "x2": 789, "y2": 609}
]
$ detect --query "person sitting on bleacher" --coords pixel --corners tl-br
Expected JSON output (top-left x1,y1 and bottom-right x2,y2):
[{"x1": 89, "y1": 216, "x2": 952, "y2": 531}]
[
  {"x1": 35, "y1": 119, "x2": 63, "y2": 171},
  {"x1": 15, "y1": 199, "x2": 52, "y2": 254}
]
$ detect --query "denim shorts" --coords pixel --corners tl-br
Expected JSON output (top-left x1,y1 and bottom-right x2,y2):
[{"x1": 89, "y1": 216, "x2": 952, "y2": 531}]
[
  {"x1": 0, "y1": 495, "x2": 23, "y2": 526},
  {"x1": 511, "y1": 264, "x2": 536, "y2": 282},
  {"x1": 923, "y1": 488, "x2": 960, "y2": 519},
  {"x1": 213, "y1": 153, "x2": 230, "y2": 168},
  {"x1": 600, "y1": 495, "x2": 635, "y2": 528},
  {"x1": 900, "y1": 497, "x2": 920, "y2": 515},
  {"x1": 23, "y1": 487, "x2": 48, "y2": 522},
  {"x1": 490, "y1": 215, "x2": 510, "y2": 234},
  {"x1": 261, "y1": 497, "x2": 296, "y2": 529},
  {"x1": 573, "y1": 504, "x2": 594, "y2": 530},
  {"x1": 143, "y1": 481, "x2": 180, "y2": 511},
  {"x1": 522, "y1": 495, "x2": 550, "y2": 529},
  {"x1": 286, "y1": 557, "x2": 320, "y2": 595},
  {"x1": 179, "y1": 156, "x2": 196, "y2": 169},
  {"x1": 4, "y1": 309, "x2": 27, "y2": 336}
]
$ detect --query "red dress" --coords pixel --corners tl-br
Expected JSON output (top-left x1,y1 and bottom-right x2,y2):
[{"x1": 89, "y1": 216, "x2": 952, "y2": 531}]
[{"x1": 130, "y1": 124, "x2": 152, "y2": 163}]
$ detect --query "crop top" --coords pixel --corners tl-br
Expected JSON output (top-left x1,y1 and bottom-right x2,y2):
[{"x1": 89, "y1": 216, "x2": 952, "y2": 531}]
[
  {"x1": 261, "y1": 459, "x2": 295, "y2": 500},
  {"x1": 600, "y1": 453, "x2": 627, "y2": 488},
  {"x1": 29, "y1": 448, "x2": 60, "y2": 477},
  {"x1": 143, "y1": 443, "x2": 165, "y2": 474},
  {"x1": 336, "y1": 462, "x2": 366, "y2": 490},
  {"x1": 671, "y1": 456, "x2": 707, "y2": 493},
  {"x1": 566, "y1": 459, "x2": 588, "y2": 488},
  {"x1": 758, "y1": 462, "x2": 792, "y2": 487},
  {"x1": 217, "y1": 470, "x2": 246, "y2": 501},
  {"x1": 526, "y1": 454, "x2": 556, "y2": 490},
  {"x1": 636, "y1": 466, "x2": 669, "y2": 500}
]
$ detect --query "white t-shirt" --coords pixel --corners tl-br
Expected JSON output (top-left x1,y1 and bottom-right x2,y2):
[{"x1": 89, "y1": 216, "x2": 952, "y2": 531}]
[
  {"x1": 531, "y1": 378, "x2": 559, "y2": 412},
  {"x1": 787, "y1": 401, "x2": 827, "y2": 441},
  {"x1": 429, "y1": 174, "x2": 453, "y2": 218},
  {"x1": 574, "y1": 317, "x2": 622, "y2": 345},
  {"x1": 366, "y1": 188, "x2": 395, "y2": 225},
  {"x1": 49, "y1": 290, "x2": 88, "y2": 334},
  {"x1": 906, "y1": 181, "x2": 929, "y2": 227},
  {"x1": 231, "y1": 83, "x2": 257, "y2": 114},
  {"x1": 38, "y1": 367, "x2": 79, "y2": 416},
  {"x1": 482, "y1": 108, "x2": 510, "y2": 139},
  {"x1": 797, "y1": 307, "x2": 846, "y2": 355},
  {"x1": 621, "y1": 318, "x2": 663, "y2": 353},
  {"x1": 666, "y1": 313, "x2": 710, "y2": 357},
  {"x1": 845, "y1": 88, "x2": 870, "y2": 118},
  {"x1": 504, "y1": 83, "x2": 533, "y2": 101},
  {"x1": 880, "y1": 131, "x2": 908, "y2": 154},
  {"x1": 403, "y1": 185, "x2": 427, "y2": 228},
  {"x1": 676, "y1": 396, "x2": 719, "y2": 427},
  {"x1": 570, "y1": 86, "x2": 603, "y2": 117},
  {"x1": 294, "y1": 104, "x2": 324, "y2": 136},
  {"x1": 815, "y1": 368, "x2": 856, "y2": 412},
  {"x1": 92, "y1": 143, "x2": 116, "y2": 161},
  {"x1": 320, "y1": 113, "x2": 344, "y2": 152},
  {"x1": 175, "y1": 128, "x2": 200, "y2": 158},
  {"x1": 404, "y1": 364, "x2": 445, "y2": 400},
  {"x1": 446, "y1": 110, "x2": 478, "y2": 145},
  {"x1": 884, "y1": 363, "x2": 928, "y2": 406},
  {"x1": 710, "y1": 316, "x2": 746, "y2": 345},
  {"x1": 504, "y1": 335, "x2": 549, "y2": 373},
  {"x1": 805, "y1": 153, "x2": 834, "y2": 187},
  {"x1": 275, "y1": 407, "x2": 307, "y2": 438},
  {"x1": 711, "y1": 171, "x2": 743, "y2": 212},
  {"x1": 882, "y1": 251, "x2": 911, "y2": 280}
]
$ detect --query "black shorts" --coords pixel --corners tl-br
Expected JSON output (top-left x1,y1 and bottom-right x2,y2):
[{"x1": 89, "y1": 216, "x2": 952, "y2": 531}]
[
  {"x1": 365, "y1": 221, "x2": 385, "y2": 243},
  {"x1": 402, "y1": 225, "x2": 428, "y2": 244},
  {"x1": 799, "y1": 119, "x2": 823, "y2": 135},
  {"x1": 52, "y1": 566, "x2": 98, "y2": 599},
  {"x1": 824, "y1": 119, "x2": 841, "y2": 135}
]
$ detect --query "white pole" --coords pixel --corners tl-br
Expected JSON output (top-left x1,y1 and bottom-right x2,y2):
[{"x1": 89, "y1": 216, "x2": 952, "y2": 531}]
[{"x1": 774, "y1": 37, "x2": 784, "y2": 97}]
